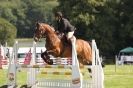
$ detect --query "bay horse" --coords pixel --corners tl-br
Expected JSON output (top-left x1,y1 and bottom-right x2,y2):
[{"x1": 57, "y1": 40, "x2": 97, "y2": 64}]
[{"x1": 34, "y1": 22, "x2": 92, "y2": 66}]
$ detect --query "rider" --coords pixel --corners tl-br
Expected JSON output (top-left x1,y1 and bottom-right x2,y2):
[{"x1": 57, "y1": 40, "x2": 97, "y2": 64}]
[{"x1": 54, "y1": 11, "x2": 76, "y2": 45}]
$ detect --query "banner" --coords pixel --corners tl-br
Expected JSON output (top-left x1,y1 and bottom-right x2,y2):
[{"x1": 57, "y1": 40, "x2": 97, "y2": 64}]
[
  {"x1": 24, "y1": 48, "x2": 32, "y2": 65},
  {"x1": 0, "y1": 45, "x2": 4, "y2": 69}
]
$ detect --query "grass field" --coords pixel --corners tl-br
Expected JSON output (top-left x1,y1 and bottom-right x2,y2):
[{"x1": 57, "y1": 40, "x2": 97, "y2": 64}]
[
  {"x1": 104, "y1": 65, "x2": 133, "y2": 88},
  {"x1": 0, "y1": 65, "x2": 133, "y2": 88}
]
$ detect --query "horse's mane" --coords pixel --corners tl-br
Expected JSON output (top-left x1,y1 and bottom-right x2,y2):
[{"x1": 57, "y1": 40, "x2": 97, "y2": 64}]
[
  {"x1": 40, "y1": 23, "x2": 61, "y2": 46},
  {"x1": 41, "y1": 23, "x2": 55, "y2": 32}
]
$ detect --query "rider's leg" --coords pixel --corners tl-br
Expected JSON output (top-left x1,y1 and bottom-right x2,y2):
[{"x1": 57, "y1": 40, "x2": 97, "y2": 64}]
[{"x1": 66, "y1": 31, "x2": 75, "y2": 44}]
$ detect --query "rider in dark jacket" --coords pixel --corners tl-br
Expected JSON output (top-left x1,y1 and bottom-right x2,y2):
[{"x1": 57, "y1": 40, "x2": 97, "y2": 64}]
[{"x1": 54, "y1": 11, "x2": 76, "y2": 45}]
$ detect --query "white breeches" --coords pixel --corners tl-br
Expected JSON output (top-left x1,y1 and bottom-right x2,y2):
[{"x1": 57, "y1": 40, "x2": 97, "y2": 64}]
[{"x1": 66, "y1": 31, "x2": 74, "y2": 39}]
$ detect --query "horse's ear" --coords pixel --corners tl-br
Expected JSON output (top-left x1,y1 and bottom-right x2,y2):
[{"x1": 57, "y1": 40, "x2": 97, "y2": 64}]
[{"x1": 36, "y1": 22, "x2": 40, "y2": 27}]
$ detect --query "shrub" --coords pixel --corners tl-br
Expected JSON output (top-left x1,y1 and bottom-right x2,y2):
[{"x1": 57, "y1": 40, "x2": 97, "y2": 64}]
[{"x1": 0, "y1": 18, "x2": 17, "y2": 46}]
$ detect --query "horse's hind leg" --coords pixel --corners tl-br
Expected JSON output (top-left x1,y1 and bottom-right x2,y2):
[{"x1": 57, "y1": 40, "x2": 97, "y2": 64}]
[
  {"x1": 78, "y1": 54, "x2": 92, "y2": 75},
  {"x1": 77, "y1": 56, "x2": 85, "y2": 67}
]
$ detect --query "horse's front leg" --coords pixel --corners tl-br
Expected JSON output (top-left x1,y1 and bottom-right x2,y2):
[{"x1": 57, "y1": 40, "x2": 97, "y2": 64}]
[
  {"x1": 46, "y1": 48, "x2": 60, "y2": 57},
  {"x1": 41, "y1": 50, "x2": 53, "y2": 65},
  {"x1": 41, "y1": 49, "x2": 60, "y2": 65}
]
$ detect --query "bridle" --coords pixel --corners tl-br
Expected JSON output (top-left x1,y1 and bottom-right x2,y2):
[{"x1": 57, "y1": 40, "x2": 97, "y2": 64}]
[
  {"x1": 34, "y1": 24, "x2": 46, "y2": 41},
  {"x1": 34, "y1": 23, "x2": 56, "y2": 42}
]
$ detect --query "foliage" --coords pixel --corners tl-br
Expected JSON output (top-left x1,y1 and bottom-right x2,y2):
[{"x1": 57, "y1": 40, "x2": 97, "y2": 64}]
[
  {"x1": 55, "y1": 0, "x2": 133, "y2": 57},
  {"x1": 0, "y1": 18, "x2": 17, "y2": 46},
  {"x1": 0, "y1": 0, "x2": 133, "y2": 57},
  {"x1": 0, "y1": 0, "x2": 58, "y2": 38}
]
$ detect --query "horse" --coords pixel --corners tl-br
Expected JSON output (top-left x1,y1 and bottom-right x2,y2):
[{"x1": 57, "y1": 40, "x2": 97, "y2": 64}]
[{"x1": 34, "y1": 22, "x2": 92, "y2": 66}]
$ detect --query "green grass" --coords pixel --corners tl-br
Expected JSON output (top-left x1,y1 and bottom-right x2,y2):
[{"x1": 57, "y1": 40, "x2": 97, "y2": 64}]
[
  {"x1": 104, "y1": 65, "x2": 133, "y2": 88},
  {"x1": 0, "y1": 69, "x2": 27, "y2": 86},
  {"x1": 0, "y1": 65, "x2": 133, "y2": 88},
  {"x1": 0, "y1": 69, "x2": 7, "y2": 85}
]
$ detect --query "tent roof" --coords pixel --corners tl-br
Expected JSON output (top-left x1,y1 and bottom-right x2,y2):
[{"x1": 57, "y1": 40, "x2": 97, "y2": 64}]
[{"x1": 120, "y1": 47, "x2": 133, "y2": 53}]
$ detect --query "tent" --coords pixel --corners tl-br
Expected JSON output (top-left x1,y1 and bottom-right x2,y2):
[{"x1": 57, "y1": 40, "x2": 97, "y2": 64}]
[
  {"x1": 120, "y1": 47, "x2": 133, "y2": 53},
  {"x1": 117, "y1": 47, "x2": 133, "y2": 64}
]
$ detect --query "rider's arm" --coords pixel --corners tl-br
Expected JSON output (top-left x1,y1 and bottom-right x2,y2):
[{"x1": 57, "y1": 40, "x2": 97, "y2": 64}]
[{"x1": 62, "y1": 20, "x2": 68, "y2": 33}]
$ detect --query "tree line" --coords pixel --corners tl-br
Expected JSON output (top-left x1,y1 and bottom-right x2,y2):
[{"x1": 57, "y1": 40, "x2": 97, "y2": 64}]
[
  {"x1": 0, "y1": 0, "x2": 132, "y2": 58},
  {"x1": 0, "y1": 0, "x2": 58, "y2": 38},
  {"x1": 55, "y1": 0, "x2": 133, "y2": 58}
]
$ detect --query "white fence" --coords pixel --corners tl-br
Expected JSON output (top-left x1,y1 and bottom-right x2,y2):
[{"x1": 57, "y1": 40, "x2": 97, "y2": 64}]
[{"x1": 7, "y1": 39, "x2": 104, "y2": 88}]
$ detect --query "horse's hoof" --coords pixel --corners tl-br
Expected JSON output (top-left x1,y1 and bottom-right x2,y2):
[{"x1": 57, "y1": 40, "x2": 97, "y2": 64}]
[
  {"x1": 41, "y1": 52, "x2": 53, "y2": 65},
  {"x1": 41, "y1": 53, "x2": 45, "y2": 58},
  {"x1": 42, "y1": 56, "x2": 53, "y2": 65},
  {"x1": 20, "y1": 84, "x2": 31, "y2": 88},
  {"x1": 88, "y1": 68, "x2": 92, "y2": 73},
  {"x1": 42, "y1": 58, "x2": 53, "y2": 65},
  {"x1": 47, "y1": 59, "x2": 53, "y2": 65}
]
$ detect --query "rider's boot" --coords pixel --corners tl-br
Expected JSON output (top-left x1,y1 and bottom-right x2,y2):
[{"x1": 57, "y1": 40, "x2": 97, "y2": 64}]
[{"x1": 64, "y1": 38, "x2": 71, "y2": 46}]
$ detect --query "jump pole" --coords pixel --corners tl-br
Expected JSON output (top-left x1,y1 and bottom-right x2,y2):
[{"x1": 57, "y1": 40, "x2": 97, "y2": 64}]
[
  {"x1": 7, "y1": 41, "x2": 37, "y2": 88},
  {"x1": 7, "y1": 39, "x2": 104, "y2": 88},
  {"x1": 0, "y1": 45, "x2": 3, "y2": 69},
  {"x1": 27, "y1": 41, "x2": 37, "y2": 87},
  {"x1": 7, "y1": 41, "x2": 18, "y2": 88},
  {"x1": 92, "y1": 40, "x2": 104, "y2": 88},
  {"x1": 71, "y1": 36, "x2": 83, "y2": 88},
  {"x1": 27, "y1": 37, "x2": 83, "y2": 88}
]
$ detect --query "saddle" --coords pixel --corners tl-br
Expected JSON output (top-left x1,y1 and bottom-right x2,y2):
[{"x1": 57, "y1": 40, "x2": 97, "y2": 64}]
[{"x1": 57, "y1": 33, "x2": 71, "y2": 46}]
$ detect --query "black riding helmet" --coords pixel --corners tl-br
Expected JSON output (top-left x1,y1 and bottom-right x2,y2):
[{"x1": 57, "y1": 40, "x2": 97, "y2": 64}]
[{"x1": 54, "y1": 11, "x2": 63, "y2": 18}]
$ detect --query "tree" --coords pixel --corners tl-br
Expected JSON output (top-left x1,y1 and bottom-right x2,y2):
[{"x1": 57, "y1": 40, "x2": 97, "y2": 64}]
[
  {"x1": 0, "y1": 0, "x2": 58, "y2": 38},
  {"x1": 55, "y1": 0, "x2": 133, "y2": 57},
  {"x1": 55, "y1": 0, "x2": 110, "y2": 55},
  {"x1": 21, "y1": 0, "x2": 58, "y2": 37},
  {"x1": 0, "y1": 18, "x2": 17, "y2": 46}
]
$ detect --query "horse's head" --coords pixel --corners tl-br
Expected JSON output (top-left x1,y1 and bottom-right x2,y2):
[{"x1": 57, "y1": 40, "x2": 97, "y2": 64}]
[
  {"x1": 34, "y1": 22, "x2": 57, "y2": 65},
  {"x1": 34, "y1": 22, "x2": 55, "y2": 42},
  {"x1": 33, "y1": 22, "x2": 46, "y2": 42}
]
